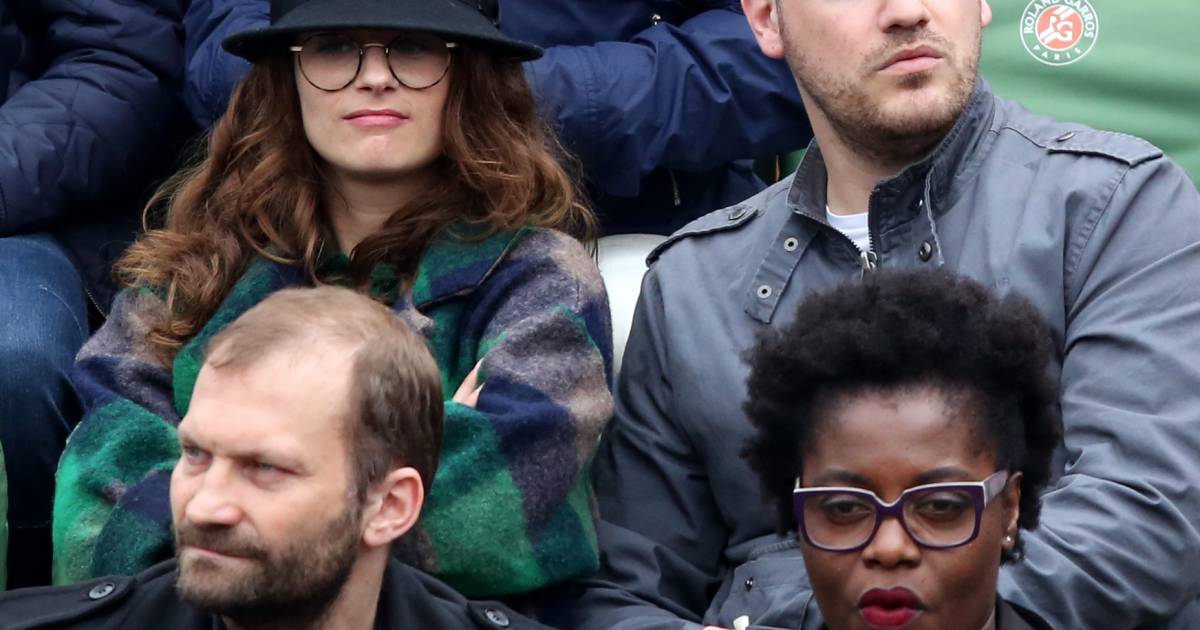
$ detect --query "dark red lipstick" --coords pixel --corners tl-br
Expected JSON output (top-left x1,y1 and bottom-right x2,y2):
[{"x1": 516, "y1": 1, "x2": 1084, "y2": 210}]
[{"x1": 858, "y1": 587, "x2": 924, "y2": 628}]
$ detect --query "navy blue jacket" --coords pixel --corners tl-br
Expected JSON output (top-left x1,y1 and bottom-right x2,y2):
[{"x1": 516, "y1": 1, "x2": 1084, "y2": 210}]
[
  {"x1": 182, "y1": 0, "x2": 812, "y2": 234},
  {"x1": 0, "y1": 0, "x2": 188, "y2": 310}
]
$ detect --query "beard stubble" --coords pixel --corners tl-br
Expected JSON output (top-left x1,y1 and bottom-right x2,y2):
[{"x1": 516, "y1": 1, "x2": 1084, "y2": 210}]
[{"x1": 780, "y1": 19, "x2": 982, "y2": 167}]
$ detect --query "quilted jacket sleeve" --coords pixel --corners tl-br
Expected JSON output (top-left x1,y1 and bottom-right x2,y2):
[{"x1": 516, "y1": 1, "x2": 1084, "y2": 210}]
[
  {"x1": 524, "y1": 2, "x2": 809, "y2": 198},
  {"x1": 52, "y1": 289, "x2": 182, "y2": 584},
  {"x1": 182, "y1": 0, "x2": 263, "y2": 127},
  {"x1": 0, "y1": 0, "x2": 185, "y2": 234}
]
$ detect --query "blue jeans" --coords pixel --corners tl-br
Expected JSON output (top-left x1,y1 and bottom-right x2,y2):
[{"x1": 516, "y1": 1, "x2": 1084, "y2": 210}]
[{"x1": 0, "y1": 233, "x2": 88, "y2": 588}]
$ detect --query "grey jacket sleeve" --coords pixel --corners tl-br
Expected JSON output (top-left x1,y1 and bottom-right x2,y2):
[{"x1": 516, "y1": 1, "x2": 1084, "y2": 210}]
[
  {"x1": 571, "y1": 270, "x2": 722, "y2": 629},
  {"x1": 1000, "y1": 157, "x2": 1200, "y2": 628}
]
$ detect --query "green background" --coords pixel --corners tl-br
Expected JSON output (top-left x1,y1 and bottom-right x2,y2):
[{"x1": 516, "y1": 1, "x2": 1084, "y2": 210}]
[
  {"x1": 981, "y1": 0, "x2": 1200, "y2": 182},
  {"x1": 762, "y1": 2, "x2": 1199, "y2": 185}
]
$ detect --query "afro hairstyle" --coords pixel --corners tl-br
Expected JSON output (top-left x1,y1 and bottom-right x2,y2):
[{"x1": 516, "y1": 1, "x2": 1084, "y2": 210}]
[{"x1": 742, "y1": 269, "x2": 1063, "y2": 560}]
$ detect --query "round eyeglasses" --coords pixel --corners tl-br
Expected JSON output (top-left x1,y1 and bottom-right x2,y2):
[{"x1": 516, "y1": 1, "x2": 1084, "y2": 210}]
[
  {"x1": 289, "y1": 33, "x2": 457, "y2": 92},
  {"x1": 791, "y1": 470, "x2": 1010, "y2": 552}
]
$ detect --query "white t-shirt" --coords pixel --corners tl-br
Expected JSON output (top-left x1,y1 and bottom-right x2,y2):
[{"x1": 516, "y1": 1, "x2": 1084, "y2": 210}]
[{"x1": 826, "y1": 207, "x2": 871, "y2": 253}]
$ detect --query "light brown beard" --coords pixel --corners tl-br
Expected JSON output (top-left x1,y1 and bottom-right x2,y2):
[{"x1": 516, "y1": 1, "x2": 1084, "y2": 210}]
[
  {"x1": 781, "y1": 23, "x2": 982, "y2": 167},
  {"x1": 175, "y1": 504, "x2": 361, "y2": 630}
]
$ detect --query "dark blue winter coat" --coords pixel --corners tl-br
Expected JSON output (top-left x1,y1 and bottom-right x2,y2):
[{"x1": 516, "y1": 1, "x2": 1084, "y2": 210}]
[
  {"x1": 0, "y1": 0, "x2": 187, "y2": 310},
  {"x1": 182, "y1": 0, "x2": 812, "y2": 234}
]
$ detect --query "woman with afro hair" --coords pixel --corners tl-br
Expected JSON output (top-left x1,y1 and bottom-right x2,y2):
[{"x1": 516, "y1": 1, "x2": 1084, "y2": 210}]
[{"x1": 743, "y1": 269, "x2": 1062, "y2": 630}]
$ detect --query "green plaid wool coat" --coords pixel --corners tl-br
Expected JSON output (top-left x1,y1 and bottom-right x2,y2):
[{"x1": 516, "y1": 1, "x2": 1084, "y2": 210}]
[{"x1": 51, "y1": 227, "x2": 613, "y2": 597}]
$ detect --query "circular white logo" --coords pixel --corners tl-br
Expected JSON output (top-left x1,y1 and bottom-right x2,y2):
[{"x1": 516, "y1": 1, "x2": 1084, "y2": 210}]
[{"x1": 1020, "y1": 0, "x2": 1100, "y2": 66}]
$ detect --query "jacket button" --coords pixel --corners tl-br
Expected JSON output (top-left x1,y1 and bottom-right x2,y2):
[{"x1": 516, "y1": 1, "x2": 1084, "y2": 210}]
[
  {"x1": 484, "y1": 608, "x2": 510, "y2": 627},
  {"x1": 1056, "y1": 131, "x2": 1076, "y2": 142},
  {"x1": 728, "y1": 207, "x2": 748, "y2": 221},
  {"x1": 744, "y1": 576, "x2": 755, "y2": 590},
  {"x1": 89, "y1": 582, "x2": 115, "y2": 600},
  {"x1": 756, "y1": 285, "x2": 772, "y2": 299},
  {"x1": 918, "y1": 241, "x2": 933, "y2": 262},
  {"x1": 784, "y1": 237, "x2": 799, "y2": 252}
]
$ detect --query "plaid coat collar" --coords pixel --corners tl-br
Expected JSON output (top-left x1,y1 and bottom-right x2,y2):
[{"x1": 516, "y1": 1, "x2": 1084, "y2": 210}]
[{"x1": 312, "y1": 225, "x2": 528, "y2": 308}]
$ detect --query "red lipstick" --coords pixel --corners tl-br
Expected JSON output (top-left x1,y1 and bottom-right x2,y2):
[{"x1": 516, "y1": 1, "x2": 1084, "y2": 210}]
[{"x1": 858, "y1": 587, "x2": 924, "y2": 628}]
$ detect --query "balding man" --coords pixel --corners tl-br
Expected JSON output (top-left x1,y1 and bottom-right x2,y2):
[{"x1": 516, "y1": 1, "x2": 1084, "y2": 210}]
[{"x1": 2, "y1": 287, "x2": 542, "y2": 630}]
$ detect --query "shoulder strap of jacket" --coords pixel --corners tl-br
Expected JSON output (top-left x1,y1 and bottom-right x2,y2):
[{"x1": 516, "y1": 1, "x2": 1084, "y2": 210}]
[
  {"x1": 648, "y1": 204, "x2": 761, "y2": 264},
  {"x1": 1045, "y1": 128, "x2": 1163, "y2": 167}
]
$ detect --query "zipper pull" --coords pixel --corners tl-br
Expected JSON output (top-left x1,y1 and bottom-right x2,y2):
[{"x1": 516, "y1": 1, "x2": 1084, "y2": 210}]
[
  {"x1": 859, "y1": 249, "x2": 877, "y2": 274},
  {"x1": 669, "y1": 169, "x2": 682, "y2": 207}
]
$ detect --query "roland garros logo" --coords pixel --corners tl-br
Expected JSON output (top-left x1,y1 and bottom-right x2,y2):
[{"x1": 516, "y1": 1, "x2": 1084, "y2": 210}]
[{"x1": 1020, "y1": 0, "x2": 1099, "y2": 66}]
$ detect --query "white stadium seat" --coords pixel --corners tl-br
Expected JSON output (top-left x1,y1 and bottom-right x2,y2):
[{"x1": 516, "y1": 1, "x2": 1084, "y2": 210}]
[{"x1": 596, "y1": 234, "x2": 666, "y2": 380}]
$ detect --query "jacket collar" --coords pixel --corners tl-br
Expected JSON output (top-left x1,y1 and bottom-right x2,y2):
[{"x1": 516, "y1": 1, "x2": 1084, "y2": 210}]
[
  {"x1": 996, "y1": 596, "x2": 1052, "y2": 630},
  {"x1": 409, "y1": 224, "x2": 528, "y2": 308},
  {"x1": 923, "y1": 76, "x2": 996, "y2": 213},
  {"x1": 374, "y1": 558, "x2": 446, "y2": 628},
  {"x1": 118, "y1": 558, "x2": 503, "y2": 630},
  {"x1": 816, "y1": 597, "x2": 1047, "y2": 630},
  {"x1": 787, "y1": 77, "x2": 997, "y2": 221},
  {"x1": 314, "y1": 224, "x2": 528, "y2": 308},
  {"x1": 744, "y1": 79, "x2": 997, "y2": 325},
  {"x1": 373, "y1": 557, "x2": 543, "y2": 629}
]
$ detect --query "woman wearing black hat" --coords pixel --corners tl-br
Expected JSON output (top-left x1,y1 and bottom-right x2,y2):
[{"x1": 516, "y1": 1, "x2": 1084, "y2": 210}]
[{"x1": 52, "y1": 0, "x2": 614, "y2": 602}]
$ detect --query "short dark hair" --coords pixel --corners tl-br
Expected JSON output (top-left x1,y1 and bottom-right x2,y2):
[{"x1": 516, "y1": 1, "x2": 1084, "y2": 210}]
[
  {"x1": 742, "y1": 270, "x2": 1062, "y2": 560},
  {"x1": 204, "y1": 287, "x2": 444, "y2": 500}
]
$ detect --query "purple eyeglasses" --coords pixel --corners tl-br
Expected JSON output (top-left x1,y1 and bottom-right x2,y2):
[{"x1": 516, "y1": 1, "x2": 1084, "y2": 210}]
[{"x1": 791, "y1": 470, "x2": 1010, "y2": 552}]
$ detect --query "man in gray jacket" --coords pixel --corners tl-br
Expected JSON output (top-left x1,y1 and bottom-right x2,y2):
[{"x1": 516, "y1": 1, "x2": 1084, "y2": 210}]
[{"x1": 573, "y1": 0, "x2": 1200, "y2": 628}]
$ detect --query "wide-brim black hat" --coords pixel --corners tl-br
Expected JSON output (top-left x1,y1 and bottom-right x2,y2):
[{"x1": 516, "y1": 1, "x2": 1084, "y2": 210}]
[{"x1": 223, "y1": 0, "x2": 542, "y2": 62}]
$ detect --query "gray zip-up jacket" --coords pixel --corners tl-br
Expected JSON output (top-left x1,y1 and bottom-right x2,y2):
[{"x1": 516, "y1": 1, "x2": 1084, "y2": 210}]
[{"x1": 573, "y1": 80, "x2": 1200, "y2": 629}]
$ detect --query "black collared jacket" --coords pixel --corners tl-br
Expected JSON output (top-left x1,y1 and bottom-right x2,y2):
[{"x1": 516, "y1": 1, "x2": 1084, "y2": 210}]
[
  {"x1": 812, "y1": 598, "x2": 1050, "y2": 630},
  {"x1": 0, "y1": 558, "x2": 547, "y2": 629}
]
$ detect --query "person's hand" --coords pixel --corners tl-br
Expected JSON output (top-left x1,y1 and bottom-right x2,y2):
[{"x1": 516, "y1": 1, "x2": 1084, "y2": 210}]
[{"x1": 452, "y1": 362, "x2": 484, "y2": 407}]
